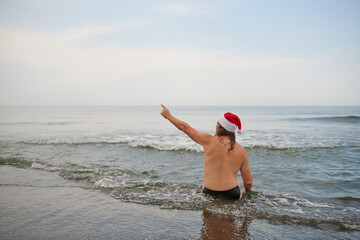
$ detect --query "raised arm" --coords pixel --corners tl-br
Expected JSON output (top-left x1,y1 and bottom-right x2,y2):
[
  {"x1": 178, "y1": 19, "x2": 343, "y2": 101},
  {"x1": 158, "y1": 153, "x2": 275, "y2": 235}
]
[
  {"x1": 240, "y1": 152, "x2": 253, "y2": 192},
  {"x1": 160, "y1": 104, "x2": 211, "y2": 146}
]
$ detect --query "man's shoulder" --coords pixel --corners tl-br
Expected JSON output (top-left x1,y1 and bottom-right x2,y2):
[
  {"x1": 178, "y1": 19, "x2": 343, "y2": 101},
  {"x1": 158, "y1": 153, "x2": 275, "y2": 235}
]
[
  {"x1": 197, "y1": 132, "x2": 216, "y2": 147},
  {"x1": 234, "y1": 143, "x2": 248, "y2": 156},
  {"x1": 234, "y1": 142, "x2": 244, "y2": 150}
]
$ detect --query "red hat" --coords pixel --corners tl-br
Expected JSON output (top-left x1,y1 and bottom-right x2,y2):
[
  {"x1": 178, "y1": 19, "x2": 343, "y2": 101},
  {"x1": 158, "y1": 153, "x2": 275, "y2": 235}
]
[{"x1": 218, "y1": 112, "x2": 242, "y2": 133}]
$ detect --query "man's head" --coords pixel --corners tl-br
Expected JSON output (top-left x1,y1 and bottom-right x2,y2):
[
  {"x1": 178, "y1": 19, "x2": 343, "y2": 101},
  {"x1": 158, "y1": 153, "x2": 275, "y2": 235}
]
[
  {"x1": 216, "y1": 112, "x2": 241, "y2": 152},
  {"x1": 216, "y1": 122, "x2": 234, "y2": 137}
]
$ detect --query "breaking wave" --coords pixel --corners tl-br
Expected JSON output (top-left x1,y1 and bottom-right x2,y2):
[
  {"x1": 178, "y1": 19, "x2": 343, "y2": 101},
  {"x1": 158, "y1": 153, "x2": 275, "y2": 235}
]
[{"x1": 10, "y1": 132, "x2": 358, "y2": 153}]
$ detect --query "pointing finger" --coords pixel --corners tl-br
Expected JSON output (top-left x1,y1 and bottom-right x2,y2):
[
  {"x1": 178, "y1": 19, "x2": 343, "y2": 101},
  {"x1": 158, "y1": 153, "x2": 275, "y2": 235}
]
[{"x1": 161, "y1": 104, "x2": 167, "y2": 110}]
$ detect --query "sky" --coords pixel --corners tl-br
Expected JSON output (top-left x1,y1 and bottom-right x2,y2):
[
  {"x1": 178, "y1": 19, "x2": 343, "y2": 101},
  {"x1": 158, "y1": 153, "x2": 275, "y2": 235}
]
[{"x1": 0, "y1": 0, "x2": 359, "y2": 106}]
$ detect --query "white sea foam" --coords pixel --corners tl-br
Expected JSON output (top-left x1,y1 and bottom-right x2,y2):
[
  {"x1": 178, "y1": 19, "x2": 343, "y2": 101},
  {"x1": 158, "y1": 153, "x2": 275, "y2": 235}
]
[
  {"x1": 17, "y1": 133, "x2": 204, "y2": 152},
  {"x1": 284, "y1": 208, "x2": 304, "y2": 214},
  {"x1": 31, "y1": 162, "x2": 62, "y2": 171},
  {"x1": 283, "y1": 194, "x2": 333, "y2": 208},
  {"x1": 15, "y1": 130, "x2": 356, "y2": 152},
  {"x1": 275, "y1": 198, "x2": 290, "y2": 206},
  {"x1": 94, "y1": 177, "x2": 124, "y2": 189}
]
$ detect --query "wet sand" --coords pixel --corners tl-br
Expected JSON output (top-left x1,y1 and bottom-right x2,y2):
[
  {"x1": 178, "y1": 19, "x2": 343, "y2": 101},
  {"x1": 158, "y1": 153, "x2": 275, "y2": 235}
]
[{"x1": 0, "y1": 166, "x2": 357, "y2": 240}]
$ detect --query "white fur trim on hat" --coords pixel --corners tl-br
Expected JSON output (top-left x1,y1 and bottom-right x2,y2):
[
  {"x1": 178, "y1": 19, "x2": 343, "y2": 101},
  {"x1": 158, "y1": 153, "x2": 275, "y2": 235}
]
[{"x1": 218, "y1": 114, "x2": 237, "y2": 132}]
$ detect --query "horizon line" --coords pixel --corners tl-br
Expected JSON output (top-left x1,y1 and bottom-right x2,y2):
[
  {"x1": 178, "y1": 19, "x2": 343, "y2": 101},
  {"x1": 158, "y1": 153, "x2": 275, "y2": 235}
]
[{"x1": 0, "y1": 105, "x2": 359, "y2": 107}]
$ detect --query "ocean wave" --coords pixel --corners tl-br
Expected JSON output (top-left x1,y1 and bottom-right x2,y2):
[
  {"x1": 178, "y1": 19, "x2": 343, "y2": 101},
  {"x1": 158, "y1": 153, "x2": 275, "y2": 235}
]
[
  {"x1": 244, "y1": 144, "x2": 353, "y2": 151},
  {"x1": 288, "y1": 115, "x2": 360, "y2": 123},
  {"x1": 0, "y1": 121, "x2": 81, "y2": 126},
  {"x1": 31, "y1": 162, "x2": 63, "y2": 171},
  {"x1": 0, "y1": 157, "x2": 157, "y2": 178},
  {"x1": 332, "y1": 196, "x2": 360, "y2": 203},
  {"x1": 11, "y1": 133, "x2": 357, "y2": 153},
  {"x1": 14, "y1": 134, "x2": 204, "y2": 152},
  {"x1": 319, "y1": 115, "x2": 360, "y2": 120},
  {"x1": 0, "y1": 156, "x2": 33, "y2": 168}
]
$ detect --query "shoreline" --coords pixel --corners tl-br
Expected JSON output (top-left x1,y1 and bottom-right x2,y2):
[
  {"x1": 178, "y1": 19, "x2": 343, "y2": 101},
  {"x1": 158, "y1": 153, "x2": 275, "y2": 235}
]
[{"x1": 1, "y1": 166, "x2": 358, "y2": 239}]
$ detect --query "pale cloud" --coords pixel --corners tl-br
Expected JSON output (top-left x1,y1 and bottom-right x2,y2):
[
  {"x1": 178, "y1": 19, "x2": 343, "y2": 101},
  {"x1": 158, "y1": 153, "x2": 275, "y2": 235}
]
[
  {"x1": 24, "y1": 0, "x2": 85, "y2": 3},
  {"x1": 158, "y1": 1, "x2": 232, "y2": 17},
  {"x1": 56, "y1": 22, "x2": 146, "y2": 44},
  {"x1": 0, "y1": 22, "x2": 145, "y2": 67},
  {"x1": 0, "y1": 25, "x2": 325, "y2": 76},
  {"x1": 160, "y1": 3, "x2": 209, "y2": 16},
  {"x1": 1, "y1": 25, "x2": 354, "y2": 105}
]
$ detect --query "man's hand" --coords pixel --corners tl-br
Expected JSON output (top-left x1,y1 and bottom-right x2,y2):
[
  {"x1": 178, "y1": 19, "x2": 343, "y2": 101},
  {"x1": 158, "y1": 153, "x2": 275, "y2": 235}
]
[{"x1": 160, "y1": 104, "x2": 171, "y2": 119}]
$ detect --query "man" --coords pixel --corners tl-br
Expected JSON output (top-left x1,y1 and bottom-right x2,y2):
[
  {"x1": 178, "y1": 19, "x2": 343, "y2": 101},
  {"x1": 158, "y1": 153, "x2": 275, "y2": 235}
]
[{"x1": 160, "y1": 104, "x2": 252, "y2": 200}]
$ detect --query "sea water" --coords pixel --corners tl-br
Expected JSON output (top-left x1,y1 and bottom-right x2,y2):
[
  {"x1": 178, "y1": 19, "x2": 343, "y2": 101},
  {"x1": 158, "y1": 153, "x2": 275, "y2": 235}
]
[{"x1": 0, "y1": 106, "x2": 359, "y2": 233}]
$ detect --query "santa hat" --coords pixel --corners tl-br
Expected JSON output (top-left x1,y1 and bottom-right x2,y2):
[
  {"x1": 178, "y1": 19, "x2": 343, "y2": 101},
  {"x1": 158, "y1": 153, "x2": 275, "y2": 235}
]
[{"x1": 218, "y1": 112, "x2": 242, "y2": 134}]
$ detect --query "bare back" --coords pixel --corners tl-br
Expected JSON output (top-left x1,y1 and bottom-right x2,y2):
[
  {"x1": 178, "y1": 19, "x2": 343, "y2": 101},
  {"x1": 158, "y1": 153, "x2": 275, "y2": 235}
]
[{"x1": 203, "y1": 136, "x2": 249, "y2": 192}]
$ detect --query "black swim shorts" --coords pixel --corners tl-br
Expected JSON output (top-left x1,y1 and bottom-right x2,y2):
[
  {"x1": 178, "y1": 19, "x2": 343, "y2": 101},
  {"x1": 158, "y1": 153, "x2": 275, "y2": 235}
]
[{"x1": 202, "y1": 185, "x2": 241, "y2": 200}]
